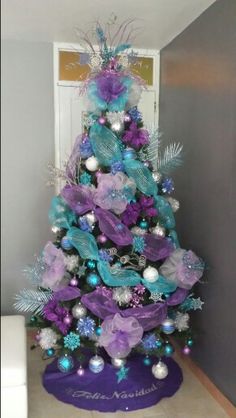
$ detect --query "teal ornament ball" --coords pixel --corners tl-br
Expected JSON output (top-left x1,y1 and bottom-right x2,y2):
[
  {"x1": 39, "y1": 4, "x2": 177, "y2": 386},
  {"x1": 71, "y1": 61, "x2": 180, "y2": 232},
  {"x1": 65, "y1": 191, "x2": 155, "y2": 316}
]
[
  {"x1": 164, "y1": 343, "x2": 174, "y2": 357},
  {"x1": 89, "y1": 355, "x2": 105, "y2": 374},
  {"x1": 87, "y1": 260, "x2": 96, "y2": 269},
  {"x1": 187, "y1": 338, "x2": 194, "y2": 347},
  {"x1": 139, "y1": 219, "x2": 149, "y2": 230},
  {"x1": 46, "y1": 348, "x2": 55, "y2": 357},
  {"x1": 86, "y1": 273, "x2": 101, "y2": 287},
  {"x1": 122, "y1": 147, "x2": 137, "y2": 160},
  {"x1": 156, "y1": 339, "x2": 163, "y2": 348},
  {"x1": 161, "y1": 318, "x2": 175, "y2": 335},
  {"x1": 61, "y1": 236, "x2": 73, "y2": 250},
  {"x1": 143, "y1": 356, "x2": 152, "y2": 366},
  {"x1": 95, "y1": 326, "x2": 102, "y2": 336},
  {"x1": 57, "y1": 354, "x2": 74, "y2": 373}
]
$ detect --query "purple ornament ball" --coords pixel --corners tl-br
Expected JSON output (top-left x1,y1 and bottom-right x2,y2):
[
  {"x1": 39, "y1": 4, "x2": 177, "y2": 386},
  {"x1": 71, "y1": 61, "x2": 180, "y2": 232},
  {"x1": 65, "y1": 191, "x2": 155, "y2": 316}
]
[
  {"x1": 70, "y1": 277, "x2": 78, "y2": 287},
  {"x1": 183, "y1": 346, "x2": 191, "y2": 355},
  {"x1": 77, "y1": 366, "x2": 85, "y2": 377},
  {"x1": 97, "y1": 234, "x2": 107, "y2": 244},
  {"x1": 98, "y1": 116, "x2": 106, "y2": 125},
  {"x1": 35, "y1": 333, "x2": 41, "y2": 342},
  {"x1": 63, "y1": 315, "x2": 72, "y2": 325}
]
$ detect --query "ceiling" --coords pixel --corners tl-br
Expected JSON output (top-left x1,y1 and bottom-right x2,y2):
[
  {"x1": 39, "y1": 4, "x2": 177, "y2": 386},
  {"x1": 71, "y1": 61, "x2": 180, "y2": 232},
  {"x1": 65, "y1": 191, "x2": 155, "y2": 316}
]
[{"x1": 2, "y1": 0, "x2": 216, "y2": 50}]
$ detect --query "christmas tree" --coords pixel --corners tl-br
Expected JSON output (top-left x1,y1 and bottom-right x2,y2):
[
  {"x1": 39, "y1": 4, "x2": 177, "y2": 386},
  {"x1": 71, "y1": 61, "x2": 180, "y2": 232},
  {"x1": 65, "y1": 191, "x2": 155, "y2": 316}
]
[{"x1": 15, "y1": 21, "x2": 205, "y2": 382}]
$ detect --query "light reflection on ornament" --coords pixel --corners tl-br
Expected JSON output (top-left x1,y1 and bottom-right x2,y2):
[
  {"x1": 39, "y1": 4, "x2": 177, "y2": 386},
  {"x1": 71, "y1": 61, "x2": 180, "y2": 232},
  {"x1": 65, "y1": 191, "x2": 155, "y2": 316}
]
[
  {"x1": 86, "y1": 273, "x2": 101, "y2": 287},
  {"x1": 98, "y1": 116, "x2": 106, "y2": 125},
  {"x1": 72, "y1": 303, "x2": 87, "y2": 319},
  {"x1": 97, "y1": 234, "x2": 107, "y2": 244},
  {"x1": 152, "y1": 360, "x2": 168, "y2": 379},
  {"x1": 70, "y1": 277, "x2": 78, "y2": 287},
  {"x1": 85, "y1": 156, "x2": 99, "y2": 171},
  {"x1": 77, "y1": 366, "x2": 85, "y2": 376},
  {"x1": 89, "y1": 355, "x2": 105, "y2": 373},
  {"x1": 143, "y1": 266, "x2": 159, "y2": 283},
  {"x1": 61, "y1": 236, "x2": 73, "y2": 250},
  {"x1": 122, "y1": 147, "x2": 137, "y2": 160},
  {"x1": 161, "y1": 318, "x2": 175, "y2": 334},
  {"x1": 111, "y1": 357, "x2": 127, "y2": 368},
  {"x1": 183, "y1": 346, "x2": 191, "y2": 355}
]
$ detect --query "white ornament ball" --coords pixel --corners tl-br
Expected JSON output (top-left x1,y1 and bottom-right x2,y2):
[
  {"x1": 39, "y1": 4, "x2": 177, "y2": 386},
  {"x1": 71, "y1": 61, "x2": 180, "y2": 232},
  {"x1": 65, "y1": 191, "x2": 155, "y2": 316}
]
[
  {"x1": 89, "y1": 355, "x2": 105, "y2": 374},
  {"x1": 161, "y1": 318, "x2": 175, "y2": 334},
  {"x1": 85, "y1": 211, "x2": 97, "y2": 226},
  {"x1": 143, "y1": 266, "x2": 159, "y2": 283},
  {"x1": 152, "y1": 360, "x2": 168, "y2": 379},
  {"x1": 111, "y1": 357, "x2": 127, "y2": 368},
  {"x1": 152, "y1": 171, "x2": 162, "y2": 183},
  {"x1": 72, "y1": 303, "x2": 87, "y2": 319},
  {"x1": 39, "y1": 328, "x2": 58, "y2": 350},
  {"x1": 85, "y1": 156, "x2": 99, "y2": 172}
]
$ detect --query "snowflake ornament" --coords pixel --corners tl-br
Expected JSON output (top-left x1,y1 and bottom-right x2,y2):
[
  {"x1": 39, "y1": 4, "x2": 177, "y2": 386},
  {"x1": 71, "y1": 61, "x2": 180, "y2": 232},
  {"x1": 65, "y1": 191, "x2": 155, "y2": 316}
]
[
  {"x1": 64, "y1": 255, "x2": 79, "y2": 272},
  {"x1": 174, "y1": 312, "x2": 190, "y2": 332},
  {"x1": 39, "y1": 328, "x2": 58, "y2": 350},
  {"x1": 64, "y1": 332, "x2": 80, "y2": 351},
  {"x1": 113, "y1": 286, "x2": 132, "y2": 306},
  {"x1": 77, "y1": 317, "x2": 95, "y2": 337}
]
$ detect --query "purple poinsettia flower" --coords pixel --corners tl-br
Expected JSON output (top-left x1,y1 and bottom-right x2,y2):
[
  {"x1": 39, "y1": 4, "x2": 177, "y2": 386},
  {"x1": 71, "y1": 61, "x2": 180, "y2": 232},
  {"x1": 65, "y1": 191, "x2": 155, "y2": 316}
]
[
  {"x1": 97, "y1": 73, "x2": 127, "y2": 103},
  {"x1": 122, "y1": 122, "x2": 149, "y2": 149},
  {"x1": 43, "y1": 299, "x2": 70, "y2": 335},
  {"x1": 121, "y1": 202, "x2": 141, "y2": 226},
  {"x1": 139, "y1": 196, "x2": 158, "y2": 217}
]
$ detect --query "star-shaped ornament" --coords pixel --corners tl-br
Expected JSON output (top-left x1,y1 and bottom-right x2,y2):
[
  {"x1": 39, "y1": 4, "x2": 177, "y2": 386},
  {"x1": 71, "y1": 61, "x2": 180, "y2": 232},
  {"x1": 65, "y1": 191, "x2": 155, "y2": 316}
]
[
  {"x1": 116, "y1": 366, "x2": 130, "y2": 383},
  {"x1": 78, "y1": 264, "x2": 87, "y2": 277},
  {"x1": 149, "y1": 292, "x2": 164, "y2": 303}
]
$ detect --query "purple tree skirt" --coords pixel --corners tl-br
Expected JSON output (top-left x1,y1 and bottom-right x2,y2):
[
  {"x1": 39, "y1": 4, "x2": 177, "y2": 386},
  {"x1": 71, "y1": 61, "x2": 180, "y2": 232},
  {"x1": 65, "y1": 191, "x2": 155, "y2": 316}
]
[{"x1": 42, "y1": 352, "x2": 183, "y2": 412}]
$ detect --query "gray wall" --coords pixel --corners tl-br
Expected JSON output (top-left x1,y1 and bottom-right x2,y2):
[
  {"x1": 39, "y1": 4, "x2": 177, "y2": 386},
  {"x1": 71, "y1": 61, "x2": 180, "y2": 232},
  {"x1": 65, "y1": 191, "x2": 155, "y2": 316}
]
[
  {"x1": 1, "y1": 40, "x2": 54, "y2": 314},
  {"x1": 159, "y1": 0, "x2": 236, "y2": 405}
]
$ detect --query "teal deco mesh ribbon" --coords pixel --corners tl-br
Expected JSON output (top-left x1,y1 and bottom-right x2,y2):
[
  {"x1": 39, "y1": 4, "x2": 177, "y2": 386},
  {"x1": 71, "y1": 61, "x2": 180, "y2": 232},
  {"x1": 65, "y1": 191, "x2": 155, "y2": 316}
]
[
  {"x1": 154, "y1": 195, "x2": 176, "y2": 229},
  {"x1": 142, "y1": 275, "x2": 177, "y2": 294},
  {"x1": 66, "y1": 227, "x2": 141, "y2": 286},
  {"x1": 169, "y1": 230, "x2": 180, "y2": 249},
  {"x1": 124, "y1": 159, "x2": 158, "y2": 196},
  {"x1": 48, "y1": 196, "x2": 76, "y2": 230},
  {"x1": 89, "y1": 123, "x2": 123, "y2": 166}
]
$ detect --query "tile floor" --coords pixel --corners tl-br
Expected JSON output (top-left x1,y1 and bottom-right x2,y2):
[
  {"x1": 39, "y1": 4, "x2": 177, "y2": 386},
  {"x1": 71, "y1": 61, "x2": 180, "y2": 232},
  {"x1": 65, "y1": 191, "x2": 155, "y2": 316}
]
[{"x1": 28, "y1": 338, "x2": 230, "y2": 418}]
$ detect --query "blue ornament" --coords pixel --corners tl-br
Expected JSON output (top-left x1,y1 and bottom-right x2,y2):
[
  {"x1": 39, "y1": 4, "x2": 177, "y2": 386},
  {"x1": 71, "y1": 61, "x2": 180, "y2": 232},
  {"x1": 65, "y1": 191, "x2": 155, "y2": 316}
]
[
  {"x1": 95, "y1": 326, "x2": 102, "y2": 336},
  {"x1": 139, "y1": 219, "x2": 149, "y2": 230},
  {"x1": 161, "y1": 318, "x2": 175, "y2": 335},
  {"x1": 86, "y1": 273, "x2": 101, "y2": 287},
  {"x1": 161, "y1": 178, "x2": 174, "y2": 194},
  {"x1": 61, "y1": 236, "x2": 73, "y2": 250},
  {"x1": 57, "y1": 354, "x2": 74, "y2": 373},
  {"x1": 46, "y1": 348, "x2": 55, "y2": 357},
  {"x1": 143, "y1": 356, "x2": 152, "y2": 366},
  {"x1": 164, "y1": 343, "x2": 174, "y2": 357},
  {"x1": 122, "y1": 147, "x2": 137, "y2": 160},
  {"x1": 156, "y1": 339, "x2": 163, "y2": 348},
  {"x1": 87, "y1": 260, "x2": 96, "y2": 269},
  {"x1": 77, "y1": 317, "x2": 95, "y2": 337},
  {"x1": 164, "y1": 293, "x2": 170, "y2": 299}
]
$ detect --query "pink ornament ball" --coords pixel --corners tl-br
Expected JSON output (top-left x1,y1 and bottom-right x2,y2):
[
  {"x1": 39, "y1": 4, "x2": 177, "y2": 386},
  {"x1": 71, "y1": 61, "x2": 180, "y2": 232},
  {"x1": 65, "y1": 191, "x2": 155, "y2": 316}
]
[
  {"x1": 35, "y1": 333, "x2": 41, "y2": 342},
  {"x1": 98, "y1": 116, "x2": 106, "y2": 125},
  {"x1": 124, "y1": 114, "x2": 131, "y2": 122},
  {"x1": 183, "y1": 346, "x2": 191, "y2": 355},
  {"x1": 63, "y1": 315, "x2": 72, "y2": 325},
  {"x1": 70, "y1": 277, "x2": 78, "y2": 287},
  {"x1": 77, "y1": 366, "x2": 85, "y2": 377},
  {"x1": 97, "y1": 234, "x2": 107, "y2": 244}
]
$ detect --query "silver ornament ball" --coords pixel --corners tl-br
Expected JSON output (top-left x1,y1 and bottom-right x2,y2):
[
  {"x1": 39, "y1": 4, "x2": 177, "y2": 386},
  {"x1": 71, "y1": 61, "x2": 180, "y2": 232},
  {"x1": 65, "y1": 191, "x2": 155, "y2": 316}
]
[
  {"x1": 111, "y1": 357, "x2": 127, "y2": 368},
  {"x1": 167, "y1": 197, "x2": 180, "y2": 213},
  {"x1": 72, "y1": 303, "x2": 87, "y2": 319},
  {"x1": 85, "y1": 211, "x2": 97, "y2": 226},
  {"x1": 111, "y1": 121, "x2": 123, "y2": 133},
  {"x1": 152, "y1": 360, "x2": 168, "y2": 379},
  {"x1": 152, "y1": 171, "x2": 162, "y2": 183},
  {"x1": 161, "y1": 318, "x2": 175, "y2": 334},
  {"x1": 89, "y1": 355, "x2": 105, "y2": 374}
]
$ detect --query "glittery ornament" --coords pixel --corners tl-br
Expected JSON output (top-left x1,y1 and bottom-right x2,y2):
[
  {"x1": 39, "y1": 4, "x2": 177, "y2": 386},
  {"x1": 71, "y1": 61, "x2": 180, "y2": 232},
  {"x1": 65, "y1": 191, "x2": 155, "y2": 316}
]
[
  {"x1": 161, "y1": 178, "x2": 174, "y2": 194},
  {"x1": 61, "y1": 236, "x2": 73, "y2": 250},
  {"x1": 152, "y1": 360, "x2": 168, "y2": 379},
  {"x1": 85, "y1": 212, "x2": 97, "y2": 226},
  {"x1": 95, "y1": 326, "x2": 102, "y2": 336},
  {"x1": 77, "y1": 316, "x2": 95, "y2": 337},
  {"x1": 70, "y1": 277, "x2": 78, "y2": 287},
  {"x1": 39, "y1": 328, "x2": 58, "y2": 350},
  {"x1": 139, "y1": 219, "x2": 149, "y2": 230},
  {"x1": 87, "y1": 260, "x2": 96, "y2": 269},
  {"x1": 86, "y1": 273, "x2": 101, "y2": 287},
  {"x1": 89, "y1": 355, "x2": 105, "y2": 373},
  {"x1": 174, "y1": 312, "x2": 190, "y2": 332},
  {"x1": 57, "y1": 354, "x2": 74, "y2": 373},
  {"x1": 72, "y1": 303, "x2": 87, "y2": 319},
  {"x1": 143, "y1": 266, "x2": 159, "y2": 283},
  {"x1": 64, "y1": 332, "x2": 80, "y2": 351},
  {"x1": 122, "y1": 147, "x2": 137, "y2": 160},
  {"x1": 90, "y1": 54, "x2": 102, "y2": 70},
  {"x1": 85, "y1": 156, "x2": 99, "y2": 171},
  {"x1": 98, "y1": 116, "x2": 106, "y2": 125},
  {"x1": 112, "y1": 286, "x2": 132, "y2": 306},
  {"x1": 156, "y1": 339, "x2": 163, "y2": 348},
  {"x1": 161, "y1": 318, "x2": 175, "y2": 334},
  {"x1": 111, "y1": 120, "x2": 123, "y2": 132},
  {"x1": 152, "y1": 171, "x2": 162, "y2": 183},
  {"x1": 149, "y1": 225, "x2": 166, "y2": 238},
  {"x1": 111, "y1": 357, "x2": 127, "y2": 368},
  {"x1": 166, "y1": 197, "x2": 180, "y2": 212},
  {"x1": 65, "y1": 255, "x2": 79, "y2": 272},
  {"x1": 63, "y1": 314, "x2": 72, "y2": 325}
]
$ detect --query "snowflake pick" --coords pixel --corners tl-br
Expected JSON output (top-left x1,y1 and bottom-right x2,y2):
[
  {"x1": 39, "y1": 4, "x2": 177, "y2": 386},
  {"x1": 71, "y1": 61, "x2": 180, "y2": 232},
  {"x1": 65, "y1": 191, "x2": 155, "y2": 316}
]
[
  {"x1": 116, "y1": 366, "x2": 130, "y2": 383},
  {"x1": 174, "y1": 312, "x2": 190, "y2": 332},
  {"x1": 149, "y1": 292, "x2": 164, "y2": 303},
  {"x1": 77, "y1": 317, "x2": 95, "y2": 337},
  {"x1": 64, "y1": 332, "x2": 80, "y2": 351}
]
